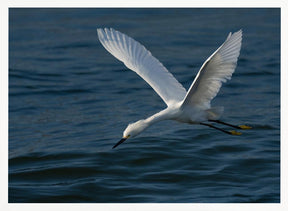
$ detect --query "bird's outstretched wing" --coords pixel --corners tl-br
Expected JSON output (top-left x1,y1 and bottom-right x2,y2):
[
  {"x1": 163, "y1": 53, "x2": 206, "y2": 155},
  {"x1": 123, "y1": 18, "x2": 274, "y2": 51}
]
[
  {"x1": 97, "y1": 28, "x2": 187, "y2": 106},
  {"x1": 181, "y1": 30, "x2": 242, "y2": 109}
]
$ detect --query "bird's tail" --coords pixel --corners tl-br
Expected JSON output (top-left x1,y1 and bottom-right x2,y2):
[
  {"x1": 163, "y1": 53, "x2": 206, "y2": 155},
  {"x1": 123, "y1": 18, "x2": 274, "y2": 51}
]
[{"x1": 206, "y1": 106, "x2": 224, "y2": 120}]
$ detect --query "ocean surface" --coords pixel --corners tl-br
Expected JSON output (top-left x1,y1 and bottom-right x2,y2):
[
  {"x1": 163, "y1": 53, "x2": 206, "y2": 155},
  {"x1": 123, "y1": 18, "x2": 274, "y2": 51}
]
[{"x1": 9, "y1": 8, "x2": 280, "y2": 203}]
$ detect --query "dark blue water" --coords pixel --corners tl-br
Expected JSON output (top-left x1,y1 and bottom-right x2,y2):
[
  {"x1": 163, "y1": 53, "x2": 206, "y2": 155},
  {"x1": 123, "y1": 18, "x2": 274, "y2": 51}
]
[{"x1": 9, "y1": 8, "x2": 280, "y2": 203}]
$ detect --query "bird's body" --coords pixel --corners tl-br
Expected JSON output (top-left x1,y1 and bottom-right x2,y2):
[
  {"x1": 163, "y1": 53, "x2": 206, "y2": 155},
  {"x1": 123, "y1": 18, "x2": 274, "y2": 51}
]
[
  {"x1": 97, "y1": 28, "x2": 251, "y2": 148},
  {"x1": 122, "y1": 99, "x2": 223, "y2": 139}
]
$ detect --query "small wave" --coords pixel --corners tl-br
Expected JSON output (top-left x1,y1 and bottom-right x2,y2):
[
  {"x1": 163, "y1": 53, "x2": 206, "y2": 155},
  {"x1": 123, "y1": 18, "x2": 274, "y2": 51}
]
[
  {"x1": 236, "y1": 71, "x2": 275, "y2": 77},
  {"x1": 33, "y1": 57, "x2": 72, "y2": 62},
  {"x1": 10, "y1": 88, "x2": 92, "y2": 97},
  {"x1": 249, "y1": 124, "x2": 277, "y2": 130},
  {"x1": 49, "y1": 42, "x2": 97, "y2": 50},
  {"x1": 9, "y1": 68, "x2": 66, "y2": 83}
]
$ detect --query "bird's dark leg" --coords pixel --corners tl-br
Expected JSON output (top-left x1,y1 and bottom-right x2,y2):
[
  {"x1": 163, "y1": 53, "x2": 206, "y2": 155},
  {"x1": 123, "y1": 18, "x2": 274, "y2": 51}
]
[
  {"x1": 209, "y1": 120, "x2": 252, "y2": 130},
  {"x1": 200, "y1": 122, "x2": 242, "y2": 135}
]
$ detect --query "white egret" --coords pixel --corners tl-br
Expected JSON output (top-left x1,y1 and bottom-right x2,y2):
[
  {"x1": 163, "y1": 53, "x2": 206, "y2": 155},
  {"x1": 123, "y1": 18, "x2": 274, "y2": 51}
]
[{"x1": 97, "y1": 28, "x2": 251, "y2": 149}]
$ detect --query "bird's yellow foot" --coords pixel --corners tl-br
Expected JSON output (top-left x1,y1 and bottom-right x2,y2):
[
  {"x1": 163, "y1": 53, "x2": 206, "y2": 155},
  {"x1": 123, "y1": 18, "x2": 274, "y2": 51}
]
[
  {"x1": 229, "y1": 130, "x2": 242, "y2": 135},
  {"x1": 238, "y1": 125, "x2": 252, "y2": 130}
]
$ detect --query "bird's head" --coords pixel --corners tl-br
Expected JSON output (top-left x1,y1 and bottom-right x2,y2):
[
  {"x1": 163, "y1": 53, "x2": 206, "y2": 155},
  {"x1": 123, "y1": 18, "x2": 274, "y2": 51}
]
[{"x1": 113, "y1": 120, "x2": 148, "y2": 149}]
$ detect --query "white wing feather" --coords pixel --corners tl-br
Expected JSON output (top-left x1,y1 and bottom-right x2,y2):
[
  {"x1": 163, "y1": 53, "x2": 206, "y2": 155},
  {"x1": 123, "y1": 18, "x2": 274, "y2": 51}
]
[
  {"x1": 97, "y1": 28, "x2": 187, "y2": 106},
  {"x1": 182, "y1": 30, "x2": 242, "y2": 109}
]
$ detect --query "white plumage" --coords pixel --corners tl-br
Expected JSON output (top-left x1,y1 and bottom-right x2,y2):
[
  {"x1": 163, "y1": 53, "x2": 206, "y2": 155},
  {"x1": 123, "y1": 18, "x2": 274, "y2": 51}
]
[
  {"x1": 97, "y1": 28, "x2": 249, "y2": 149},
  {"x1": 182, "y1": 31, "x2": 242, "y2": 109},
  {"x1": 97, "y1": 28, "x2": 186, "y2": 106}
]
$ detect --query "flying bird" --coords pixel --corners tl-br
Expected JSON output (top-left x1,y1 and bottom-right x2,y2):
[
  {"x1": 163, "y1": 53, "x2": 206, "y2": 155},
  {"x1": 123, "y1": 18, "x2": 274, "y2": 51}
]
[{"x1": 97, "y1": 28, "x2": 251, "y2": 149}]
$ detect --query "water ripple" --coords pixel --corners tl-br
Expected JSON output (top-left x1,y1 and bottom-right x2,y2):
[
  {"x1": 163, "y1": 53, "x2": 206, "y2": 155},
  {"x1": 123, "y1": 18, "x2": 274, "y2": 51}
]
[{"x1": 9, "y1": 8, "x2": 280, "y2": 203}]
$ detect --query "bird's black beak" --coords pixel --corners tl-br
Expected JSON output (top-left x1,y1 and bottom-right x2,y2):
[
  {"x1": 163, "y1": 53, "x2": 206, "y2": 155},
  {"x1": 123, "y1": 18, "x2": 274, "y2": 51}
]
[{"x1": 112, "y1": 137, "x2": 129, "y2": 149}]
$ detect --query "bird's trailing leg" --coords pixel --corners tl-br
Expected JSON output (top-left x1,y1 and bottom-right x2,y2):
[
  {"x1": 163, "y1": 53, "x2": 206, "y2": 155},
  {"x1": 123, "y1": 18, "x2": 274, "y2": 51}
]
[
  {"x1": 200, "y1": 122, "x2": 242, "y2": 135},
  {"x1": 209, "y1": 119, "x2": 252, "y2": 130}
]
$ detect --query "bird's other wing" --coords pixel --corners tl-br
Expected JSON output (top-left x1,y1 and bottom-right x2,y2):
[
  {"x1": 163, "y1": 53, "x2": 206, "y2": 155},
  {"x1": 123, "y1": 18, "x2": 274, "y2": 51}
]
[
  {"x1": 181, "y1": 30, "x2": 242, "y2": 109},
  {"x1": 97, "y1": 28, "x2": 187, "y2": 106}
]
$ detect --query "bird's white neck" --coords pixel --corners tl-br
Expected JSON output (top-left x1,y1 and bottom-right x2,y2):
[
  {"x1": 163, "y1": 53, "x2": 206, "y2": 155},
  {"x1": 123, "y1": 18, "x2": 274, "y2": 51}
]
[
  {"x1": 144, "y1": 108, "x2": 173, "y2": 126},
  {"x1": 125, "y1": 107, "x2": 178, "y2": 138}
]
